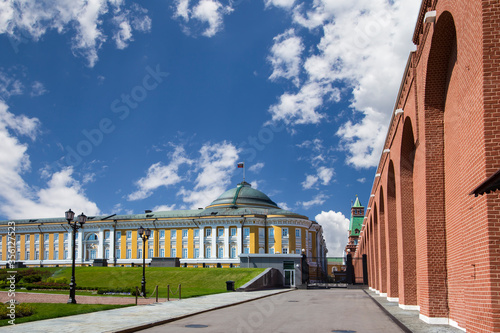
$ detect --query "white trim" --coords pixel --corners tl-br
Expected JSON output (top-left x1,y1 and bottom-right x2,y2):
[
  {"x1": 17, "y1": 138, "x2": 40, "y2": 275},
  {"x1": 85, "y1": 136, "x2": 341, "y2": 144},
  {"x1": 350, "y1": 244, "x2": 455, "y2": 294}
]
[
  {"x1": 387, "y1": 297, "x2": 399, "y2": 302},
  {"x1": 419, "y1": 314, "x2": 449, "y2": 325},
  {"x1": 424, "y1": 10, "x2": 437, "y2": 24},
  {"x1": 369, "y1": 287, "x2": 375, "y2": 292},
  {"x1": 399, "y1": 304, "x2": 420, "y2": 311},
  {"x1": 379, "y1": 293, "x2": 387, "y2": 297},
  {"x1": 375, "y1": 290, "x2": 380, "y2": 294},
  {"x1": 449, "y1": 319, "x2": 466, "y2": 332}
]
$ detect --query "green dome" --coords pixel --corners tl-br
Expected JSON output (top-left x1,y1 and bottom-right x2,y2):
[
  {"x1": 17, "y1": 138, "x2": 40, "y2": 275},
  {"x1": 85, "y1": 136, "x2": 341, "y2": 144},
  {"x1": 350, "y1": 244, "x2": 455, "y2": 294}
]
[{"x1": 206, "y1": 182, "x2": 279, "y2": 209}]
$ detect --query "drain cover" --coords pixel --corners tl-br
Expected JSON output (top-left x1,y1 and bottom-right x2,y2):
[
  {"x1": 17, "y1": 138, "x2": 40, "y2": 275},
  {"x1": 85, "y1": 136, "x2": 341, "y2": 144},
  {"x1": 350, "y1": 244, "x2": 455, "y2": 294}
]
[
  {"x1": 185, "y1": 324, "x2": 209, "y2": 328},
  {"x1": 331, "y1": 330, "x2": 356, "y2": 333},
  {"x1": 288, "y1": 300, "x2": 299, "y2": 302}
]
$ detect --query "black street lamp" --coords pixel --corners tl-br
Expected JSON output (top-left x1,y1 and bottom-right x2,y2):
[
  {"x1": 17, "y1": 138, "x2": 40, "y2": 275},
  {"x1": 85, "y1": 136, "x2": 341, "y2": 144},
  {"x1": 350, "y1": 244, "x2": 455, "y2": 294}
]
[
  {"x1": 65, "y1": 209, "x2": 86, "y2": 304},
  {"x1": 138, "y1": 226, "x2": 151, "y2": 296}
]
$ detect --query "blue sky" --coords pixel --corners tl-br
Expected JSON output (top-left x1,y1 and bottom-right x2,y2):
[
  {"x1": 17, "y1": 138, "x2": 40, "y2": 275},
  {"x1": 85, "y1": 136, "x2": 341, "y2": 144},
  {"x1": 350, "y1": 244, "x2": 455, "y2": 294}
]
[{"x1": 0, "y1": 0, "x2": 420, "y2": 256}]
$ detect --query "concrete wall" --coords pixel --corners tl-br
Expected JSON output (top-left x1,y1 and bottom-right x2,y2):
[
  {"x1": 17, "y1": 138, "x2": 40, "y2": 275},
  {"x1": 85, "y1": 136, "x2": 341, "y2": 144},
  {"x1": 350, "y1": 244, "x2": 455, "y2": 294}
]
[{"x1": 239, "y1": 254, "x2": 303, "y2": 287}]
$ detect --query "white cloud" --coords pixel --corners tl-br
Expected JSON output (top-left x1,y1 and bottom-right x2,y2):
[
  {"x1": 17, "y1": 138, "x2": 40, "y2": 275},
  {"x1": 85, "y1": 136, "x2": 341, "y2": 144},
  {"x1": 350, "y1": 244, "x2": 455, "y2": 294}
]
[
  {"x1": 0, "y1": 1, "x2": 151, "y2": 67},
  {"x1": 0, "y1": 101, "x2": 99, "y2": 219},
  {"x1": 0, "y1": 71, "x2": 23, "y2": 99},
  {"x1": 264, "y1": 0, "x2": 296, "y2": 9},
  {"x1": 153, "y1": 204, "x2": 177, "y2": 211},
  {"x1": 30, "y1": 81, "x2": 47, "y2": 97},
  {"x1": 268, "y1": 29, "x2": 304, "y2": 86},
  {"x1": 301, "y1": 174, "x2": 318, "y2": 190},
  {"x1": 248, "y1": 162, "x2": 264, "y2": 173},
  {"x1": 315, "y1": 210, "x2": 349, "y2": 257},
  {"x1": 128, "y1": 145, "x2": 193, "y2": 201},
  {"x1": 267, "y1": 0, "x2": 421, "y2": 168},
  {"x1": 250, "y1": 180, "x2": 258, "y2": 189},
  {"x1": 278, "y1": 202, "x2": 291, "y2": 211},
  {"x1": 299, "y1": 193, "x2": 328, "y2": 209},
  {"x1": 357, "y1": 177, "x2": 366, "y2": 183},
  {"x1": 177, "y1": 141, "x2": 239, "y2": 209},
  {"x1": 174, "y1": 0, "x2": 234, "y2": 37}
]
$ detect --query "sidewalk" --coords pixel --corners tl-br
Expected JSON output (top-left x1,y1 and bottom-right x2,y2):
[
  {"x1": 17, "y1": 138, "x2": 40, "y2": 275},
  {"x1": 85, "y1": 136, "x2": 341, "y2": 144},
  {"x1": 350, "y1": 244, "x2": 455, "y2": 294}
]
[{"x1": 1, "y1": 289, "x2": 292, "y2": 333}]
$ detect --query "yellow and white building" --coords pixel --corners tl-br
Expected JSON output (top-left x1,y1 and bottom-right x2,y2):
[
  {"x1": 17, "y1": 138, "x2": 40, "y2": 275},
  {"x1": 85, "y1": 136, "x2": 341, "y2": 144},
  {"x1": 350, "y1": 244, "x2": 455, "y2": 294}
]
[{"x1": 0, "y1": 182, "x2": 327, "y2": 269}]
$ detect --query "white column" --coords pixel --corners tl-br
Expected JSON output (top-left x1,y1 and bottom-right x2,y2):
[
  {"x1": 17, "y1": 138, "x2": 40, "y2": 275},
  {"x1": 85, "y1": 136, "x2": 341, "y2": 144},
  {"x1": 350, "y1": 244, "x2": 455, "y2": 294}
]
[
  {"x1": 223, "y1": 226, "x2": 229, "y2": 258},
  {"x1": 98, "y1": 229, "x2": 104, "y2": 258},
  {"x1": 211, "y1": 226, "x2": 216, "y2": 258},
  {"x1": 199, "y1": 226, "x2": 205, "y2": 259},
  {"x1": 237, "y1": 225, "x2": 242, "y2": 255},
  {"x1": 109, "y1": 229, "x2": 115, "y2": 261},
  {"x1": 77, "y1": 230, "x2": 84, "y2": 262},
  {"x1": 68, "y1": 231, "x2": 73, "y2": 260}
]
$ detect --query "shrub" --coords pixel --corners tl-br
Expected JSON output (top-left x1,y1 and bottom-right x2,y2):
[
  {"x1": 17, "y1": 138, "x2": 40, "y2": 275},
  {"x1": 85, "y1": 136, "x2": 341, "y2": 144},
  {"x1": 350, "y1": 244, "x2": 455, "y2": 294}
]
[
  {"x1": 0, "y1": 303, "x2": 35, "y2": 319},
  {"x1": 21, "y1": 275, "x2": 42, "y2": 284}
]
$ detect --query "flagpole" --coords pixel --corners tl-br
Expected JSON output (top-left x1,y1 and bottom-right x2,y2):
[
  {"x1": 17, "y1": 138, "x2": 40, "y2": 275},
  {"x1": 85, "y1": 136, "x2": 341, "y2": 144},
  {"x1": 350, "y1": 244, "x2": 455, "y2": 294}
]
[{"x1": 243, "y1": 161, "x2": 245, "y2": 182}]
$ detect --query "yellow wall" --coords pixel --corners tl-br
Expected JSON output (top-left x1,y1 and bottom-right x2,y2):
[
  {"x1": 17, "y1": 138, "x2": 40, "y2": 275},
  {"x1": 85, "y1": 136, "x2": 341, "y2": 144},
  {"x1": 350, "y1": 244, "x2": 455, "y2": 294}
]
[
  {"x1": 20, "y1": 235, "x2": 26, "y2": 260},
  {"x1": 289, "y1": 227, "x2": 296, "y2": 253},
  {"x1": 49, "y1": 233, "x2": 54, "y2": 259},
  {"x1": 311, "y1": 231, "x2": 317, "y2": 257},
  {"x1": 153, "y1": 229, "x2": 159, "y2": 257},
  {"x1": 188, "y1": 229, "x2": 194, "y2": 258},
  {"x1": 1, "y1": 235, "x2": 6, "y2": 260},
  {"x1": 30, "y1": 234, "x2": 35, "y2": 260},
  {"x1": 176, "y1": 229, "x2": 182, "y2": 258},
  {"x1": 165, "y1": 230, "x2": 171, "y2": 255},
  {"x1": 132, "y1": 230, "x2": 138, "y2": 259},
  {"x1": 59, "y1": 232, "x2": 64, "y2": 260},
  {"x1": 301, "y1": 228, "x2": 306, "y2": 253},
  {"x1": 120, "y1": 232, "x2": 126, "y2": 259},
  {"x1": 274, "y1": 226, "x2": 281, "y2": 254}
]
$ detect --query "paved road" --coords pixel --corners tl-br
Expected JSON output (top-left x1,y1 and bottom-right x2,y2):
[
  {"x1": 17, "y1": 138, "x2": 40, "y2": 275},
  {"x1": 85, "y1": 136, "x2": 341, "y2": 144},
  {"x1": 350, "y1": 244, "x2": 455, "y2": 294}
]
[
  {"x1": 139, "y1": 289, "x2": 405, "y2": 333},
  {"x1": 0, "y1": 291, "x2": 165, "y2": 305}
]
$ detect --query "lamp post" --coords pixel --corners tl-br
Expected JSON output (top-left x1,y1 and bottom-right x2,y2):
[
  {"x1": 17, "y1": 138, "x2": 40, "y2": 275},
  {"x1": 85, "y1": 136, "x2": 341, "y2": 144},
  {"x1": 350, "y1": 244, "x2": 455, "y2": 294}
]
[
  {"x1": 138, "y1": 226, "x2": 151, "y2": 296},
  {"x1": 65, "y1": 209, "x2": 86, "y2": 304}
]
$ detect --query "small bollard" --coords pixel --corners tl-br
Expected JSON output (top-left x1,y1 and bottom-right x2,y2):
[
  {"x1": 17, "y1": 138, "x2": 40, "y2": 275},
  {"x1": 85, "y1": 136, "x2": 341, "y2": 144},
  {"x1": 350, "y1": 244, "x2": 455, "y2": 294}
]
[
  {"x1": 167, "y1": 285, "x2": 170, "y2": 302},
  {"x1": 226, "y1": 280, "x2": 235, "y2": 291}
]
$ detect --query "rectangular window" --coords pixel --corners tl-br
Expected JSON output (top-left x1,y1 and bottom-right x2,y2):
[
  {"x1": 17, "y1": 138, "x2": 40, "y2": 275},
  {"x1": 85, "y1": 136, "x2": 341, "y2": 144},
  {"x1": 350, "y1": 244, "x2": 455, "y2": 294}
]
[
  {"x1": 54, "y1": 234, "x2": 59, "y2": 242},
  {"x1": 194, "y1": 248, "x2": 199, "y2": 258},
  {"x1": 171, "y1": 230, "x2": 177, "y2": 239},
  {"x1": 218, "y1": 247, "x2": 223, "y2": 258},
  {"x1": 126, "y1": 249, "x2": 131, "y2": 259},
  {"x1": 295, "y1": 249, "x2": 301, "y2": 254},
  {"x1": 105, "y1": 248, "x2": 109, "y2": 259},
  {"x1": 230, "y1": 228, "x2": 236, "y2": 236},
  {"x1": 116, "y1": 249, "x2": 121, "y2": 259},
  {"x1": 230, "y1": 247, "x2": 236, "y2": 258},
  {"x1": 243, "y1": 228, "x2": 250, "y2": 237},
  {"x1": 282, "y1": 228, "x2": 288, "y2": 237},
  {"x1": 25, "y1": 234, "x2": 30, "y2": 242},
  {"x1": 282, "y1": 248, "x2": 288, "y2": 254},
  {"x1": 137, "y1": 249, "x2": 142, "y2": 259},
  {"x1": 182, "y1": 248, "x2": 187, "y2": 258},
  {"x1": 35, "y1": 234, "x2": 39, "y2": 242},
  {"x1": 104, "y1": 231, "x2": 110, "y2": 240},
  {"x1": 126, "y1": 231, "x2": 132, "y2": 239},
  {"x1": 295, "y1": 229, "x2": 301, "y2": 238},
  {"x1": 149, "y1": 249, "x2": 154, "y2": 258},
  {"x1": 182, "y1": 229, "x2": 188, "y2": 238},
  {"x1": 116, "y1": 231, "x2": 121, "y2": 240},
  {"x1": 44, "y1": 234, "x2": 49, "y2": 242},
  {"x1": 64, "y1": 233, "x2": 68, "y2": 241},
  {"x1": 160, "y1": 230, "x2": 165, "y2": 239},
  {"x1": 171, "y1": 248, "x2": 176, "y2": 257},
  {"x1": 206, "y1": 228, "x2": 212, "y2": 237},
  {"x1": 259, "y1": 228, "x2": 264, "y2": 238},
  {"x1": 75, "y1": 250, "x2": 78, "y2": 258},
  {"x1": 54, "y1": 250, "x2": 59, "y2": 259},
  {"x1": 269, "y1": 228, "x2": 274, "y2": 237},
  {"x1": 35, "y1": 251, "x2": 39, "y2": 260},
  {"x1": 25, "y1": 251, "x2": 30, "y2": 260},
  {"x1": 194, "y1": 229, "x2": 199, "y2": 238},
  {"x1": 218, "y1": 228, "x2": 223, "y2": 237},
  {"x1": 206, "y1": 246, "x2": 211, "y2": 258},
  {"x1": 244, "y1": 247, "x2": 250, "y2": 254},
  {"x1": 160, "y1": 249, "x2": 165, "y2": 257},
  {"x1": 269, "y1": 248, "x2": 274, "y2": 254},
  {"x1": 64, "y1": 250, "x2": 68, "y2": 259}
]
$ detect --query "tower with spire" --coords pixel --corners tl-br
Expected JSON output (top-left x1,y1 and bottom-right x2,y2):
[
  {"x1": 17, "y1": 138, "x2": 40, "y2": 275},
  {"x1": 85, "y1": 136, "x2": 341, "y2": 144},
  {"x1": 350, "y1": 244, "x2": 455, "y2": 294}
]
[{"x1": 345, "y1": 196, "x2": 364, "y2": 255}]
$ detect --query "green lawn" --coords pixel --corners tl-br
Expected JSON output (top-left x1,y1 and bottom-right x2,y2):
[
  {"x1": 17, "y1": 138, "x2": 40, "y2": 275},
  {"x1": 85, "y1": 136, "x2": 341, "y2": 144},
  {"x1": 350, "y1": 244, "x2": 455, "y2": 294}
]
[
  {"x1": 0, "y1": 303, "x2": 132, "y2": 327},
  {"x1": 51, "y1": 267, "x2": 264, "y2": 298}
]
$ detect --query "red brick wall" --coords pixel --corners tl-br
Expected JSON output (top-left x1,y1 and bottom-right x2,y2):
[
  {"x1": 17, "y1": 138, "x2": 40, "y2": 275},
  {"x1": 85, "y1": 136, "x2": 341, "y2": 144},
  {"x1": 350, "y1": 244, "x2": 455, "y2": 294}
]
[{"x1": 352, "y1": 0, "x2": 500, "y2": 331}]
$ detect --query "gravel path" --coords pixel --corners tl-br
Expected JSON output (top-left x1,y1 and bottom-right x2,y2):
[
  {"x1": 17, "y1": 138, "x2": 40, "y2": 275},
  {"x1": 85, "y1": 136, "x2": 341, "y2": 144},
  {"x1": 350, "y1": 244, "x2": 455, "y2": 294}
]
[{"x1": 0, "y1": 291, "x2": 167, "y2": 305}]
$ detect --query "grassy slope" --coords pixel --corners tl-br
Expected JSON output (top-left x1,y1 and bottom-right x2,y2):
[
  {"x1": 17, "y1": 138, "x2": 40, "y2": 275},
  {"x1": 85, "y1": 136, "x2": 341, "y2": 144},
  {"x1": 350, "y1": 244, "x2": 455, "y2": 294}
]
[
  {"x1": 0, "y1": 303, "x2": 132, "y2": 327},
  {"x1": 51, "y1": 267, "x2": 264, "y2": 298}
]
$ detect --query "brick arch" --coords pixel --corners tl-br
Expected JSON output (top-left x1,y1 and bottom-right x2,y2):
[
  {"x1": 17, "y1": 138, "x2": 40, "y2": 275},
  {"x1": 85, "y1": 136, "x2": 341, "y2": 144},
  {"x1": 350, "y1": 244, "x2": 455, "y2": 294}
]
[
  {"x1": 386, "y1": 161, "x2": 399, "y2": 299},
  {"x1": 369, "y1": 216, "x2": 376, "y2": 288},
  {"x1": 377, "y1": 189, "x2": 387, "y2": 295},
  {"x1": 398, "y1": 117, "x2": 418, "y2": 307},
  {"x1": 420, "y1": 10, "x2": 456, "y2": 319},
  {"x1": 373, "y1": 202, "x2": 380, "y2": 292}
]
